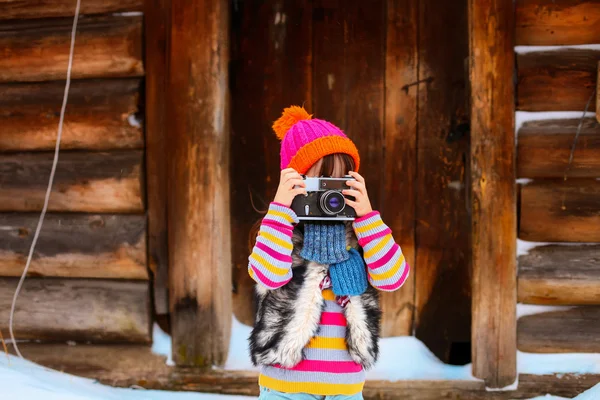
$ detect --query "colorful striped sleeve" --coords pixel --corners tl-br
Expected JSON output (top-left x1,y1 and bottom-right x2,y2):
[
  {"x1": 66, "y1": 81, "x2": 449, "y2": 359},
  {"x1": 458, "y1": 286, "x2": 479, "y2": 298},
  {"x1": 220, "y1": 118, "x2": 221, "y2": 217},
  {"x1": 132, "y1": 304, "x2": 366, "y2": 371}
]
[
  {"x1": 248, "y1": 202, "x2": 299, "y2": 290},
  {"x1": 352, "y1": 211, "x2": 410, "y2": 292}
]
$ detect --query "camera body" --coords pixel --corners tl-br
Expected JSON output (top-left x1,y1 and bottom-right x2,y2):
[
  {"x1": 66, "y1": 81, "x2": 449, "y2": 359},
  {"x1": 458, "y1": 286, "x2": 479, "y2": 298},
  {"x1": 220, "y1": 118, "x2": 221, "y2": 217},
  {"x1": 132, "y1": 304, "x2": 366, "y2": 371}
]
[{"x1": 290, "y1": 175, "x2": 357, "y2": 221}]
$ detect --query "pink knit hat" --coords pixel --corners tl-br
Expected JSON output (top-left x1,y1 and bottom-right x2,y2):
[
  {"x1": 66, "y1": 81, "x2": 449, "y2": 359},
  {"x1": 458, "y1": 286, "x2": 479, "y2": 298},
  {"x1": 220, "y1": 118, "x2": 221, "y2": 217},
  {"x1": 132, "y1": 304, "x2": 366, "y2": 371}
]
[{"x1": 272, "y1": 106, "x2": 360, "y2": 174}]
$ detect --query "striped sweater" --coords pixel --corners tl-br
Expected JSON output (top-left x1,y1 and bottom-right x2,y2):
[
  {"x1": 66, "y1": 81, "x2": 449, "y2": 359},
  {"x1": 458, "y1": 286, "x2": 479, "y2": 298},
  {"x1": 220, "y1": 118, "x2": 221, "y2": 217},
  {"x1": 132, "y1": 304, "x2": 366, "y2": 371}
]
[{"x1": 248, "y1": 202, "x2": 410, "y2": 395}]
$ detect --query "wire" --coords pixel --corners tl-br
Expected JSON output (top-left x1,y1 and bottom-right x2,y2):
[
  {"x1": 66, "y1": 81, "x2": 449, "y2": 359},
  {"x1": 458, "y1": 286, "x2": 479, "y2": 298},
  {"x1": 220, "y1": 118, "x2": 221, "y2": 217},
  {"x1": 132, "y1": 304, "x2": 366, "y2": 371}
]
[{"x1": 9, "y1": 0, "x2": 82, "y2": 359}]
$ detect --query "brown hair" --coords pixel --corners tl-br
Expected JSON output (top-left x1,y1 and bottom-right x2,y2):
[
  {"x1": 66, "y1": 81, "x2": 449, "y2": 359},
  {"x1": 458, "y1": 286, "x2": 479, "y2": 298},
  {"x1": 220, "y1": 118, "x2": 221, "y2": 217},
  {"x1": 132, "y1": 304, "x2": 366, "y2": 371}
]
[{"x1": 247, "y1": 153, "x2": 355, "y2": 252}]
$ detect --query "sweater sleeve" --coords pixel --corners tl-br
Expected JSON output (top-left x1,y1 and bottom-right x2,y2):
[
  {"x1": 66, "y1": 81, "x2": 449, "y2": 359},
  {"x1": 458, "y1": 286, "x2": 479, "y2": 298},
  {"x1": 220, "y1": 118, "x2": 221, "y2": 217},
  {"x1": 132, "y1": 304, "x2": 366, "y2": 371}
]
[
  {"x1": 352, "y1": 211, "x2": 410, "y2": 292},
  {"x1": 248, "y1": 202, "x2": 299, "y2": 290}
]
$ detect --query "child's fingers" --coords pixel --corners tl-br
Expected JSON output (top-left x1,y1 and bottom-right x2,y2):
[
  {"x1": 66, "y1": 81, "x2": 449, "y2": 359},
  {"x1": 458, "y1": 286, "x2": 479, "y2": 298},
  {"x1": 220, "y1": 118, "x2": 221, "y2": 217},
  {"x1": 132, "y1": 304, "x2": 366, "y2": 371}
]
[
  {"x1": 282, "y1": 170, "x2": 303, "y2": 184},
  {"x1": 346, "y1": 180, "x2": 366, "y2": 194},
  {"x1": 287, "y1": 179, "x2": 306, "y2": 189},
  {"x1": 292, "y1": 188, "x2": 308, "y2": 196},
  {"x1": 342, "y1": 189, "x2": 361, "y2": 198},
  {"x1": 348, "y1": 171, "x2": 365, "y2": 184},
  {"x1": 345, "y1": 198, "x2": 358, "y2": 209}
]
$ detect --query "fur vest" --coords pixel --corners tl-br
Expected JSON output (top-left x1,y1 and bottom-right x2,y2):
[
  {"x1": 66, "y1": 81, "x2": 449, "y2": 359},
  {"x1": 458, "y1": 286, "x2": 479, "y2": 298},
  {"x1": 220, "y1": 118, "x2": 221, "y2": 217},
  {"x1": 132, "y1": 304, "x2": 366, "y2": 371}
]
[{"x1": 248, "y1": 223, "x2": 382, "y2": 370}]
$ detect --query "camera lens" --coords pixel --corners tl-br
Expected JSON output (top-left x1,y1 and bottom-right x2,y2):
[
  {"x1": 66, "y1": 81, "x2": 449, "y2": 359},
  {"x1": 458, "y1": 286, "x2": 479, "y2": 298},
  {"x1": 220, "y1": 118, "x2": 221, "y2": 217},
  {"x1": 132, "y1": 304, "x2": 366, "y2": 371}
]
[{"x1": 319, "y1": 190, "x2": 346, "y2": 215}]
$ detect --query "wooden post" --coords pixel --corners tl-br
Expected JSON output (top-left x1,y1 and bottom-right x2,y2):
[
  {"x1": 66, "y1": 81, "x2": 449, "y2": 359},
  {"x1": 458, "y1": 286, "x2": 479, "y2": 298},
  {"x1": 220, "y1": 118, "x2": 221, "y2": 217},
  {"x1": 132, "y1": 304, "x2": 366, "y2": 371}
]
[
  {"x1": 167, "y1": 0, "x2": 231, "y2": 367},
  {"x1": 469, "y1": 0, "x2": 517, "y2": 388}
]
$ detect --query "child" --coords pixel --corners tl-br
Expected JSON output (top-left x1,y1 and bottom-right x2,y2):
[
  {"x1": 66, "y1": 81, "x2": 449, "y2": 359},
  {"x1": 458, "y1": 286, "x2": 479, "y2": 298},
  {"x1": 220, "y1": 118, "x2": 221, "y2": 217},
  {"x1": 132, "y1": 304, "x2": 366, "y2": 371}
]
[{"x1": 248, "y1": 106, "x2": 410, "y2": 399}]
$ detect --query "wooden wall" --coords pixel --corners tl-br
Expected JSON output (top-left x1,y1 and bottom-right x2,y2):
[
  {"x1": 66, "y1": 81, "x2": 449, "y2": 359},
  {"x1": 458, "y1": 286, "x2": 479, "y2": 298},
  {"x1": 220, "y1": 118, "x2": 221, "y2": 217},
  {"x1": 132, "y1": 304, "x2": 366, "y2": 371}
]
[
  {"x1": 230, "y1": 0, "x2": 471, "y2": 364},
  {"x1": 515, "y1": 0, "x2": 600, "y2": 354},
  {"x1": 0, "y1": 0, "x2": 150, "y2": 343}
]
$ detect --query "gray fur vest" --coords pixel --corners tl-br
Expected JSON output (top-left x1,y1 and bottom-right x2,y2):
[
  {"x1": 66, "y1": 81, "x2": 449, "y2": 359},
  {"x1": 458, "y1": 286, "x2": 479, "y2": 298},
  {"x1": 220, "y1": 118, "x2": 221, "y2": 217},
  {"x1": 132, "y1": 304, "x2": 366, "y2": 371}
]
[{"x1": 248, "y1": 223, "x2": 382, "y2": 370}]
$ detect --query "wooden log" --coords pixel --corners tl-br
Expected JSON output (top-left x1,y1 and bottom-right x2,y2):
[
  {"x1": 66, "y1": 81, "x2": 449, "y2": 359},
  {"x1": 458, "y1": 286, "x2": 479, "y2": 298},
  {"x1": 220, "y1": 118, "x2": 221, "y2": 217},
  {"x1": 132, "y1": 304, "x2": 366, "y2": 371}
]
[
  {"x1": 0, "y1": 278, "x2": 150, "y2": 343},
  {"x1": 597, "y1": 61, "x2": 600, "y2": 123},
  {"x1": 168, "y1": 0, "x2": 231, "y2": 367},
  {"x1": 0, "y1": 79, "x2": 143, "y2": 152},
  {"x1": 469, "y1": 0, "x2": 517, "y2": 388},
  {"x1": 414, "y1": 0, "x2": 471, "y2": 363},
  {"x1": 517, "y1": 118, "x2": 600, "y2": 178},
  {"x1": 519, "y1": 180, "x2": 600, "y2": 242},
  {"x1": 0, "y1": 0, "x2": 142, "y2": 20},
  {"x1": 0, "y1": 213, "x2": 147, "y2": 279},
  {"x1": 0, "y1": 151, "x2": 144, "y2": 213},
  {"x1": 11, "y1": 343, "x2": 600, "y2": 399},
  {"x1": 382, "y1": 0, "x2": 417, "y2": 337},
  {"x1": 144, "y1": 0, "x2": 169, "y2": 318},
  {"x1": 518, "y1": 306, "x2": 600, "y2": 353},
  {"x1": 517, "y1": 49, "x2": 598, "y2": 111},
  {"x1": 0, "y1": 15, "x2": 143, "y2": 83},
  {"x1": 229, "y1": 0, "x2": 313, "y2": 327},
  {"x1": 518, "y1": 244, "x2": 600, "y2": 305},
  {"x1": 516, "y1": 0, "x2": 600, "y2": 45}
]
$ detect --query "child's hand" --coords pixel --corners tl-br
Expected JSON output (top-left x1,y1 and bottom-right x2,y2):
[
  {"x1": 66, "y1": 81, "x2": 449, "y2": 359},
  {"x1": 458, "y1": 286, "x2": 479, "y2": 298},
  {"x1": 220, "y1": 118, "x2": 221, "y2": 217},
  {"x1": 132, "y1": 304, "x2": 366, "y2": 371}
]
[
  {"x1": 273, "y1": 168, "x2": 307, "y2": 208},
  {"x1": 343, "y1": 171, "x2": 373, "y2": 217}
]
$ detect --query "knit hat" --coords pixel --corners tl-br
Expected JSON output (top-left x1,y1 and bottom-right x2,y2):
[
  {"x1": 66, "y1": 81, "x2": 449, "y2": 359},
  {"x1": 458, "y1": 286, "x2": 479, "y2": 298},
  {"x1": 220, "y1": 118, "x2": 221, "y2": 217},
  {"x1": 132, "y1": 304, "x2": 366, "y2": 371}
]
[{"x1": 272, "y1": 106, "x2": 361, "y2": 174}]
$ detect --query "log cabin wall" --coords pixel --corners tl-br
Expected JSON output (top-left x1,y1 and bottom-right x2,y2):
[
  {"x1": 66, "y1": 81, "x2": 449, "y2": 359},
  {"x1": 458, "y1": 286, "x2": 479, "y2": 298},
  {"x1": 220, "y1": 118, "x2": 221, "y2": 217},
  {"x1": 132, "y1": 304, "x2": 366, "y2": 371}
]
[
  {"x1": 515, "y1": 0, "x2": 600, "y2": 355},
  {"x1": 0, "y1": 1, "x2": 151, "y2": 343}
]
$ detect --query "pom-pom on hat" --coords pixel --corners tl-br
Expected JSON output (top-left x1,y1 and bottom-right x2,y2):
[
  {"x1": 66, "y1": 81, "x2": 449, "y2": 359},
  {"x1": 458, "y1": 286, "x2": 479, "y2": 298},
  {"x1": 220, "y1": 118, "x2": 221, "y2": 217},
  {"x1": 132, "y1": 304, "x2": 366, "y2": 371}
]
[{"x1": 272, "y1": 105, "x2": 360, "y2": 174}]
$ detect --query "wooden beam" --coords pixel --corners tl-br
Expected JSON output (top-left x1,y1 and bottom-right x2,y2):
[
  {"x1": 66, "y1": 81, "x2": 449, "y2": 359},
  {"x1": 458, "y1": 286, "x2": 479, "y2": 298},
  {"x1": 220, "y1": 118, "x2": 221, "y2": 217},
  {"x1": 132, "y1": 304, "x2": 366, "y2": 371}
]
[
  {"x1": 0, "y1": 213, "x2": 147, "y2": 279},
  {"x1": 0, "y1": 15, "x2": 143, "y2": 83},
  {"x1": 519, "y1": 180, "x2": 600, "y2": 242},
  {"x1": 167, "y1": 0, "x2": 231, "y2": 367},
  {"x1": 469, "y1": 0, "x2": 517, "y2": 388},
  {"x1": 382, "y1": 0, "x2": 417, "y2": 337},
  {"x1": 517, "y1": 49, "x2": 598, "y2": 111},
  {"x1": 0, "y1": 0, "x2": 142, "y2": 20},
  {"x1": 11, "y1": 343, "x2": 600, "y2": 399},
  {"x1": 516, "y1": 0, "x2": 600, "y2": 45},
  {"x1": 0, "y1": 278, "x2": 150, "y2": 343},
  {"x1": 0, "y1": 79, "x2": 143, "y2": 152},
  {"x1": 517, "y1": 118, "x2": 600, "y2": 179},
  {"x1": 0, "y1": 151, "x2": 144, "y2": 213},
  {"x1": 144, "y1": 0, "x2": 169, "y2": 317},
  {"x1": 518, "y1": 307, "x2": 600, "y2": 353}
]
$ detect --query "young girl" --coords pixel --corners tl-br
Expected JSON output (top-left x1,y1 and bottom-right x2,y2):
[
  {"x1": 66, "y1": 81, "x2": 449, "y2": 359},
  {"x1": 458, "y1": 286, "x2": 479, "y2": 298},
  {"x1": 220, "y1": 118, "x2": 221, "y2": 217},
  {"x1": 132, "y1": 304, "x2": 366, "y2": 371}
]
[{"x1": 248, "y1": 106, "x2": 410, "y2": 399}]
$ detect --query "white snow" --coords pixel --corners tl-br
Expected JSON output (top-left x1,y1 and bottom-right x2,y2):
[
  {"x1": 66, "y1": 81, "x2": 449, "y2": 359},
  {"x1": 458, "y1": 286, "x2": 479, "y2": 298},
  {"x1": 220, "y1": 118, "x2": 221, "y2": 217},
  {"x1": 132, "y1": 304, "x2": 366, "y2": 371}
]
[
  {"x1": 516, "y1": 304, "x2": 574, "y2": 319},
  {"x1": 515, "y1": 44, "x2": 600, "y2": 54},
  {"x1": 518, "y1": 351, "x2": 600, "y2": 375},
  {"x1": 127, "y1": 113, "x2": 142, "y2": 128},
  {"x1": 485, "y1": 377, "x2": 519, "y2": 392},
  {"x1": 525, "y1": 396, "x2": 569, "y2": 400},
  {"x1": 515, "y1": 111, "x2": 595, "y2": 135},
  {"x1": 151, "y1": 323, "x2": 174, "y2": 366},
  {"x1": 517, "y1": 239, "x2": 599, "y2": 257},
  {"x1": 113, "y1": 11, "x2": 143, "y2": 17}
]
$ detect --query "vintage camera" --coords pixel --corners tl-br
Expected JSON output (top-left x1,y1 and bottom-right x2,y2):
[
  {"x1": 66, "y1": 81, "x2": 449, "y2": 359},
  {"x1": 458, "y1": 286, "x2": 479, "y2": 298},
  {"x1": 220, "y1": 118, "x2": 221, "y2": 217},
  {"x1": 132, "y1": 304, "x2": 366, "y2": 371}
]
[{"x1": 290, "y1": 175, "x2": 356, "y2": 221}]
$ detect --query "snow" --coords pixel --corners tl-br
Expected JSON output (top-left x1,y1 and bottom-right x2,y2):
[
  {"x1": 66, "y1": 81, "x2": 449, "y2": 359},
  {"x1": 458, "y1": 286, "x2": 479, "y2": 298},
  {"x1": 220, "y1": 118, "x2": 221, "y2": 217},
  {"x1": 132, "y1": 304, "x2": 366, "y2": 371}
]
[
  {"x1": 517, "y1": 239, "x2": 599, "y2": 257},
  {"x1": 151, "y1": 324, "x2": 174, "y2": 366},
  {"x1": 515, "y1": 111, "x2": 595, "y2": 135},
  {"x1": 526, "y1": 396, "x2": 569, "y2": 400},
  {"x1": 127, "y1": 113, "x2": 142, "y2": 128},
  {"x1": 516, "y1": 304, "x2": 574, "y2": 319},
  {"x1": 515, "y1": 44, "x2": 600, "y2": 54},
  {"x1": 518, "y1": 351, "x2": 600, "y2": 376}
]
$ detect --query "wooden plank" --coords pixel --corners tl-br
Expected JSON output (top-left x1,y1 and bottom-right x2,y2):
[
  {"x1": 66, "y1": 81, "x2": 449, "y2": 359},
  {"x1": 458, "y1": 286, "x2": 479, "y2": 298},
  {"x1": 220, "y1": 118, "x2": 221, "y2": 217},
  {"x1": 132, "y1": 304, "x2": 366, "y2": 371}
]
[
  {"x1": 517, "y1": 49, "x2": 598, "y2": 111},
  {"x1": 0, "y1": 151, "x2": 144, "y2": 213},
  {"x1": 0, "y1": 15, "x2": 143, "y2": 83},
  {"x1": 519, "y1": 244, "x2": 600, "y2": 305},
  {"x1": 11, "y1": 344, "x2": 600, "y2": 399},
  {"x1": 144, "y1": 0, "x2": 169, "y2": 317},
  {"x1": 167, "y1": 0, "x2": 231, "y2": 367},
  {"x1": 0, "y1": 213, "x2": 147, "y2": 279},
  {"x1": 414, "y1": 0, "x2": 471, "y2": 362},
  {"x1": 518, "y1": 307, "x2": 600, "y2": 353},
  {"x1": 0, "y1": 278, "x2": 150, "y2": 343},
  {"x1": 519, "y1": 180, "x2": 600, "y2": 242},
  {"x1": 469, "y1": 0, "x2": 517, "y2": 388},
  {"x1": 229, "y1": 0, "x2": 313, "y2": 327},
  {"x1": 517, "y1": 118, "x2": 600, "y2": 178},
  {"x1": 382, "y1": 0, "x2": 417, "y2": 337},
  {"x1": 0, "y1": 79, "x2": 143, "y2": 152},
  {"x1": 516, "y1": 0, "x2": 600, "y2": 45},
  {"x1": 0, "y1": 0, "x2": 142, "y2": 20}
]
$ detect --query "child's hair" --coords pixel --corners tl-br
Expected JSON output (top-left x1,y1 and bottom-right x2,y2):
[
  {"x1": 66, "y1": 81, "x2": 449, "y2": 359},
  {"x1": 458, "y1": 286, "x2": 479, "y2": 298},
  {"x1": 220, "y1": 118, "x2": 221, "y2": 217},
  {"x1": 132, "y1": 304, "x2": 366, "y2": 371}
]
[{"x1": 247, "y1": 153, "x2": 355, "y2": 252}]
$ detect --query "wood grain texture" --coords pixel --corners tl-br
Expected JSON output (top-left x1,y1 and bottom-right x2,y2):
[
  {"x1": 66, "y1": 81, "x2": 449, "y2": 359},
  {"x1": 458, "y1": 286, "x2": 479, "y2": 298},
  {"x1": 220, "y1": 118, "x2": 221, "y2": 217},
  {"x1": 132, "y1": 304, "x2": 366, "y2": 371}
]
[
  {"x1": 0, "y1": 151, "x2": 144, "y2": 212},
  {"x1": 519, "y1": 180, "x2": 600, "y2": 242},
  {"x1": 516, "y1": 0, "x2": 600, "y2": 45},
  {"x1": 517, "y1": 49, "x2": 598, "y2": 111},
  {"x1": 0, "y1": 0, "x2": 142, "y2": 20},
  {"x1": 382, "y1": 0, "x2": 417, "y2": 337},
  {"x1": 168, "y1": 0, "x2": 231, "y2": 367},
  {"x1": 11, "y1": 344, "x2": 600, "y2": 400},
  {"x1": 0, "y1": 15, "x2": 143, "y2": 82},
  {"x1": 0, "y1": 213, "x2": 147, "y2": 279},
  {"x1": 517, "y1": 118, "x2": 600, "y2": 178},
  {"x1": 518, "y1": 307, "x2": 600, "y2": 353},
  {"x1": 0, "y1": 79, "x2": 143, "y2": 152},
  {"x1": 518, "y1": 244, "x2": 600, "y2": 305},
  {"x1": 414, "y1": 0, "x2": 471, "y2": 362},
  {"x1": 0, "y1": 278, "x2": 150, "y2": 343},
  {"x1": 469, "y1": 0, "x2": 517, "y2": 387},
  {"x1": 144, "y1": 0, "x2": 169, "y2": 317},
  {"x1": 229, "y1": 0, "x2": 313, "y2": 327}
]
